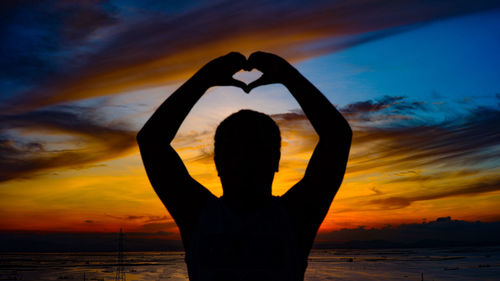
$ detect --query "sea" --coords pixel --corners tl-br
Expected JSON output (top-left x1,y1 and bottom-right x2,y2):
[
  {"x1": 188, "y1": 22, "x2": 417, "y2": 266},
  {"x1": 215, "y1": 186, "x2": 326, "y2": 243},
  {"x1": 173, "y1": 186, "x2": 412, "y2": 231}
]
[{"x1": 0, "y1": 247, "x2": 499, "y2": 281}]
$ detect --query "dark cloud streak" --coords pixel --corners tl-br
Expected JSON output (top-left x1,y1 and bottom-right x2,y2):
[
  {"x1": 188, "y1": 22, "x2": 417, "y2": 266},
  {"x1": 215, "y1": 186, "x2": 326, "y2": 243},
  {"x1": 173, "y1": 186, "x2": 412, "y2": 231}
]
[
  {"x1": 272, "y1": 96, "x2": 500, "y2": 209},
  {"x1": 3, "y1": 0, "x2": 500, "y2": 112},
  {"x1": 0, "y1": 0, "x2": 117, "y2": 86},
  {"x1": 371, "y1": 175, "x2": 500, "y2": 209},
  {"x1": 0, "y1": 105, "x2": 136, "y2": 183},
  {"x1": 347, "y1": 106, "x2": 500, "y2": 171}
]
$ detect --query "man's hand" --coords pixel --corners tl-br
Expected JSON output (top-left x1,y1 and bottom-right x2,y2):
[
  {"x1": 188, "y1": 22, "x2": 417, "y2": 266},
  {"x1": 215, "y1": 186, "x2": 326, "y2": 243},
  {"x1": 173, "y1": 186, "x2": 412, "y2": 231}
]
[
  {"x1": 243, "y1": 51, "x2": 297, "y2": 93},
  {"x1": 194, "y1": 52, "x2": 247, "y2": 90}
]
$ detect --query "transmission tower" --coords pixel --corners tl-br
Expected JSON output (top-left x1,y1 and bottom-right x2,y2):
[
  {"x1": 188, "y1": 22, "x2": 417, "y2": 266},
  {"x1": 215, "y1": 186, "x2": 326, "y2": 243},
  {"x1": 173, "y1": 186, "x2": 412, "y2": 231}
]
[{"x1": 115, "y1": 228, "x2": 126, "y2": 281}]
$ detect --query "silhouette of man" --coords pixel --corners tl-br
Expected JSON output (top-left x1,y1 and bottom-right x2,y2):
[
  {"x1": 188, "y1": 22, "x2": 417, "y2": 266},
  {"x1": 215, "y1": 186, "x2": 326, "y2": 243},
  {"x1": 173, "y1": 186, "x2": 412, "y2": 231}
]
[{"x1": 137, "y1": 51, "x2": 352, "y2": 281}]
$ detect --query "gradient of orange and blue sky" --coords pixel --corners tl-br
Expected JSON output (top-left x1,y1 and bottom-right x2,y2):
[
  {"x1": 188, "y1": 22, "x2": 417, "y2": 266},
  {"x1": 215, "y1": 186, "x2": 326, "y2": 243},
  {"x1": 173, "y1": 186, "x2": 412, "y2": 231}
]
[{"x1": 1, "y1": 0, "x2": 499, "y2": 244}]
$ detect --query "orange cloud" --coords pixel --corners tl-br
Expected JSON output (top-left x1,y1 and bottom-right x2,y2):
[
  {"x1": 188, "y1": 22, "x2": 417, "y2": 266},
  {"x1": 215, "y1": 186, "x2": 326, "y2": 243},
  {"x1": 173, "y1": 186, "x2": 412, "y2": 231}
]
[
  {"x1": 1, "y1": 95, "x2": 498, "y2": 234},
  {"x1": 171, "y1": 98, "x2": 500, "y2": 229},
  {"x1": 0, "y1": 105, "x2": 136, "y2": 182},
  {"x1": 5, "y1": 0, "x2": 500, "y2": 113}
]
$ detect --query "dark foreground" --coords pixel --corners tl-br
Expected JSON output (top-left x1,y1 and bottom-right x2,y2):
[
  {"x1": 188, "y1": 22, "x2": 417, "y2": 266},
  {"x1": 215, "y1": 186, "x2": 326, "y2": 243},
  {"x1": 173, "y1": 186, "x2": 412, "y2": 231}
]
[{"x1": 1, "y1": 247, "x2": 499, "y2": 280}]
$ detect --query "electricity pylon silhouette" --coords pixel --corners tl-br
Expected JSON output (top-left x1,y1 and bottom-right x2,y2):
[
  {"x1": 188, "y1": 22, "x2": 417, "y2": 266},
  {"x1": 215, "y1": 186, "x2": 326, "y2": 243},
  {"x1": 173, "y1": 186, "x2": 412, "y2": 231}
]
[{"x1": 115, "y1": 228, "x2": 126, "y2": 281}]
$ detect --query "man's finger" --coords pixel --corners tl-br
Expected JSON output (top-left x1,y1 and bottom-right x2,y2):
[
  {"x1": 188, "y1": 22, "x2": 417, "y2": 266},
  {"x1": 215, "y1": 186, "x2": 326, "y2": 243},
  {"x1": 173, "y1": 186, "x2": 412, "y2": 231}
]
[
  {"x1": 227, "y1": 78, "x2": 247, "y2": 90},
  {"x1": 226, "y1": 52, "x2": 247, "y2": 70},
  {"x1": 243, "y1": 60, "x2": 252, "y2": 71},
  {"x1": 247, "y1": 51, "x2": 267, "y2": 71}
]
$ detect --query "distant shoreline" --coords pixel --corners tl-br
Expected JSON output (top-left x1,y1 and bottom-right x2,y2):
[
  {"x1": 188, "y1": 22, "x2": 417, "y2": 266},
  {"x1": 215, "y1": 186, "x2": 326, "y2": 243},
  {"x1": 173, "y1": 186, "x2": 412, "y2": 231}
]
[
  {"x1": 2, "y1": 217, "x2": 499, "y2": 252},
  {"x1": 2, "y1": 244, "x2": 499, "y2": 253}
]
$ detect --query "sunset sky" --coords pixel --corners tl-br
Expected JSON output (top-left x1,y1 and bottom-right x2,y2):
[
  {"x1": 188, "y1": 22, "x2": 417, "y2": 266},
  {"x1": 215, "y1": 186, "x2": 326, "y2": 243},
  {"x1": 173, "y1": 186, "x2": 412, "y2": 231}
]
[{"x1": 1, "y1": 0, "x2": 499, "y2": 243}]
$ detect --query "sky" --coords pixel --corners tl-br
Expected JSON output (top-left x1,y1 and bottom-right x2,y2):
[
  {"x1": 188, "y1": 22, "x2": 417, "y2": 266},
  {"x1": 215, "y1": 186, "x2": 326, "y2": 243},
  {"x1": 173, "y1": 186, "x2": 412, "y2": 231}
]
[{"x1": 1, "y1": 0, "x2": 499, "y2": 244}]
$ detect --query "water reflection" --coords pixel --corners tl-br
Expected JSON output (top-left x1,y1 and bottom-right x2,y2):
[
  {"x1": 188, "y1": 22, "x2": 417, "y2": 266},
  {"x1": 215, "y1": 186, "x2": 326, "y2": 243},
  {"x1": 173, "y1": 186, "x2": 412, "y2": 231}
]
[{"x1": 1, "y1": 248, "x2": 498, "y2": 281}]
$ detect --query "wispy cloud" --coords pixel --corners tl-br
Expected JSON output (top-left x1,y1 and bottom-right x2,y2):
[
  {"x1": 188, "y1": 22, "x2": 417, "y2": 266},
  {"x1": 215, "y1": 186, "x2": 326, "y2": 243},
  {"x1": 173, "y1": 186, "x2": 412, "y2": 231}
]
[
  {"x1": 2, "y1": 92, "x2": 498, "y2": 222},
  {"x1": 0, "y1": 105, "x2": 136, "y2": 182},
  {"x1": 104, "y1": 214, "x2": 171, "y2": 223},
  {"x1": 342, "y1": 97, "x2": 500, "y2": 210},
  {"x1": 3, "y1": 0, "x2": 500, "y2": 112},
  {"x1": 347, "y1": 105, "x2": 500, "y2": 174},
  {"x1": 370, "y1": 174, "x2": 500, "y2": 209},
  {"x1": 137, "y1": 222, "x2": 178, "y2": 233},
  {"x1": 1, "y1": 0, "x2": 118, "y2": 85}
]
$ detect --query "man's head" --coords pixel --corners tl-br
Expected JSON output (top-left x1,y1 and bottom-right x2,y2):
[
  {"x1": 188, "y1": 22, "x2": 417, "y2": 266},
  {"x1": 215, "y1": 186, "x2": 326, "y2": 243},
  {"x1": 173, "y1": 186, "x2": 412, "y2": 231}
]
[{"x1": 214, "y1": 109, "x2": 281, "y2": 200}]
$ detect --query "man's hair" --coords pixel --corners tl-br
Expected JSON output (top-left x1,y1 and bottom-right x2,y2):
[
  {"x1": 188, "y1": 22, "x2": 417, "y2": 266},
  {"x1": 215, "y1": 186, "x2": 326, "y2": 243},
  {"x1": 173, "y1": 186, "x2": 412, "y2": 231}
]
[{"x1": 214, "y1": 109, "x2": 281, "y2": 169}]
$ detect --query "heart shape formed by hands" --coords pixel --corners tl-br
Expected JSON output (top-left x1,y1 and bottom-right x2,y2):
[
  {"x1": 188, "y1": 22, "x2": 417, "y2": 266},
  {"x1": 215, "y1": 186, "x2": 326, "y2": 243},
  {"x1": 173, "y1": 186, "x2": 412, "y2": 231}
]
[
  {"x1": 200, "y1": 51, "x2": 290, "y2": 94},
  {"x1": 232, "y1": 69, "x2": 263, "y2": 91}
]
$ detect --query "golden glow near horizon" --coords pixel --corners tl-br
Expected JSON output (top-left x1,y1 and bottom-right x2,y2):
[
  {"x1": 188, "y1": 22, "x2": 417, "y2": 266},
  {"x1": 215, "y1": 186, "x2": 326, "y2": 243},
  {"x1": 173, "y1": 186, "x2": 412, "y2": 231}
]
[
  {"x1": 2, "y1": 1, "x2": 500, "y2": 238},
  {"x1": 1, "y1": 86, "x2": 499, "y2": 236}
]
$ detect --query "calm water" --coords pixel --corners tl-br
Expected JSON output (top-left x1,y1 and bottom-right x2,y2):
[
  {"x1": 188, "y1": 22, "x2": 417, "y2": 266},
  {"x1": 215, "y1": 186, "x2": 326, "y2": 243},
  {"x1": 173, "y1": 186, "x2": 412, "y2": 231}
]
[{"x1": 0, "y1": 248, "x2": 498, "y2": 280}]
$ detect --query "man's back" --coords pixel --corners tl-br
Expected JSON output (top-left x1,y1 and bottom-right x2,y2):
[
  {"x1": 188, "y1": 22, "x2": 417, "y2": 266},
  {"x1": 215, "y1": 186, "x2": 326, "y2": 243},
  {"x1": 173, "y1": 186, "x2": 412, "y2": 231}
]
[{"x1": 185, "y1": 196, "x2": 305, "y2": 281}]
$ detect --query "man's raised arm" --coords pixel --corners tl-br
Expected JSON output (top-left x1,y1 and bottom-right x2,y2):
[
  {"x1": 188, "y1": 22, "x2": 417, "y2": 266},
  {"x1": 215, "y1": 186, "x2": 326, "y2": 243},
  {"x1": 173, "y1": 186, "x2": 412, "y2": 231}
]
[
  {"x1": 137, "y1": 52, "x2": 247, "y2": 237},
  {"x1": 246, "y1": 51, "x2": 352, "y2": 233}
]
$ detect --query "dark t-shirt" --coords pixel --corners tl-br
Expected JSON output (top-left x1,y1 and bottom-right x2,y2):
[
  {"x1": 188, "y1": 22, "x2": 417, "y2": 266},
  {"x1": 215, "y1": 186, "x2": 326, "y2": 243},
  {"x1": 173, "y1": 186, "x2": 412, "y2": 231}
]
[{"x1": 184, "y1": 196, "x2": 311, "y2": 281}]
